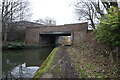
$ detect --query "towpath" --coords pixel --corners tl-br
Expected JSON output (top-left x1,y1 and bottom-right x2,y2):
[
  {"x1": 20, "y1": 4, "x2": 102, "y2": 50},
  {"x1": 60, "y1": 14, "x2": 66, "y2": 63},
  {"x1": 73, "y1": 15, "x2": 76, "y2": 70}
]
[{"x1": 40, "y1": 46, "x2": 79, "y2": 78}]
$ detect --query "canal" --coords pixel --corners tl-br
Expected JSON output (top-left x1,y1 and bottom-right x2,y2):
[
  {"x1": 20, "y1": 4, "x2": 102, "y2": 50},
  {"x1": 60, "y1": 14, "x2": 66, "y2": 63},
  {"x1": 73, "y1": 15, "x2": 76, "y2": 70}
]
[{"x1": 2, "y1": 47, "x2": 54, "y2": 78}]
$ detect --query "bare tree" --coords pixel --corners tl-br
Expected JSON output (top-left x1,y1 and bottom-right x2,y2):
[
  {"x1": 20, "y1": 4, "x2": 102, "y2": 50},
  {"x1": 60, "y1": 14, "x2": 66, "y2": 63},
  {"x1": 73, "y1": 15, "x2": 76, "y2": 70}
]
[
  {"x1": 74, "y1": 0, "x2": 119, "y2": 29},
  {"x1": 75, "y1": 1, "x2": 98, "y2": 29},
  {"x1": 34, "y1": 17, "x2": 56, "y2": 26},
  {"x1": 91, "y1": 0, "x2": 105, "y2": 17},
  {"x1": 1, "y1": 0, "x2": 31, "y2": 42},
  {"x1": 101, "y1": 0, "x2": 118, "y2": 9}
]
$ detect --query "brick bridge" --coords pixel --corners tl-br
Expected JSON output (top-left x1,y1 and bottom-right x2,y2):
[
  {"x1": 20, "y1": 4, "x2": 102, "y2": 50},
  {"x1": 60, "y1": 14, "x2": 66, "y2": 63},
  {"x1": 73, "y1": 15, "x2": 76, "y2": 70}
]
[{"x1": 25, "y1": 22, "x2": 88, "y2": 46}]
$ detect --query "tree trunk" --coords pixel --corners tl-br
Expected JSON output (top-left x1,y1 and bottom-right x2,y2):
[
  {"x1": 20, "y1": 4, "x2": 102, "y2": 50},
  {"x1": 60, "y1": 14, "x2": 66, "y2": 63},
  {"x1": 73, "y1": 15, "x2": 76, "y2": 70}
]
[
  {"x1": 4, "y1": 32, "x2": 7, "y2": 43},
  {"x1": 90, "y1": 17, "x2": 95, "y2": 29},
  {"x1": 3, "y1": 23, "x2": 8, "y2": 43}
]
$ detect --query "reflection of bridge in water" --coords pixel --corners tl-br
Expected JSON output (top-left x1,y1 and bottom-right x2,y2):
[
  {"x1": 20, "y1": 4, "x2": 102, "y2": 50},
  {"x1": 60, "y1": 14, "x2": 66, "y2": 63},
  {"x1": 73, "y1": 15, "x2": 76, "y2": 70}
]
[{"x1": 25, "y1": 22, "x2": 88, "y2": 46}]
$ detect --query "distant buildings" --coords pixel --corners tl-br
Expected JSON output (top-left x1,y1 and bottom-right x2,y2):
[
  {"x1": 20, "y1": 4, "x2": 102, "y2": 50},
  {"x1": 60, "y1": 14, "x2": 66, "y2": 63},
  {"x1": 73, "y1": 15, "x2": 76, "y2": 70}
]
[
  {"x1": 6, "y1": 21, "x2": 44, "y2": 42},
  {"x1": 10, "y1": 21, "x2": 44, "y2": 30}
]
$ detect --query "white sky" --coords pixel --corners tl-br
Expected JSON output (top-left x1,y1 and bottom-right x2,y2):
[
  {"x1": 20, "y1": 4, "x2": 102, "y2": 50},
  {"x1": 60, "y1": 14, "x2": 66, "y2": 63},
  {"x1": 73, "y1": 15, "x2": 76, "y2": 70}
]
[
  {"x1": 29, "y1": 0, "x2": 79, "y2": 25},
  {"x1": 1, "y1": 0, "x2": 119, "y2": 25}
]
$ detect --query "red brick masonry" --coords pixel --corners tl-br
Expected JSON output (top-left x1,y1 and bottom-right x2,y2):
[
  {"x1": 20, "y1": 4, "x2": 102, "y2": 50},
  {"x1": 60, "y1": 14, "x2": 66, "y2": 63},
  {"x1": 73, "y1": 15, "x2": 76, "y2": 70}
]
[{"x1": 25, "y1": 22, "x2": 88, "y2": 46}]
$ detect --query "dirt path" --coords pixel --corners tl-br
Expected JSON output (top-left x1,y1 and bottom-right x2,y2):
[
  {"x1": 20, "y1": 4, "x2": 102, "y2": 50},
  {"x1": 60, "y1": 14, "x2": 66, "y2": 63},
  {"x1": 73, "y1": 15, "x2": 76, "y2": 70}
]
[
  {"x1": 61, "y1": 46, "x2": 79, "y2": 78},
  {"x1": 41, "y1": 73, "x2": 53, "y2": 78},
  {"x1": 54, "y1": 46, "x2": 79, "y2": 78},
  {"x1": 40, "y1": 46, "x2": 79, "y2": 78}
]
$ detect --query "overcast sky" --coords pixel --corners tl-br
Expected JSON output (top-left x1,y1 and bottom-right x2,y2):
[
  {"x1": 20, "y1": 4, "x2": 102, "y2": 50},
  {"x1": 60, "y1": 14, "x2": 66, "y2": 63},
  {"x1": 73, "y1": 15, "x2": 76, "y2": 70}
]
[
  {"x1": 29, "y1": 0, "x2": 80, "y2": 25},
  {"x1": 1, "y1": 0, "x2": 119, "y2": 25}
]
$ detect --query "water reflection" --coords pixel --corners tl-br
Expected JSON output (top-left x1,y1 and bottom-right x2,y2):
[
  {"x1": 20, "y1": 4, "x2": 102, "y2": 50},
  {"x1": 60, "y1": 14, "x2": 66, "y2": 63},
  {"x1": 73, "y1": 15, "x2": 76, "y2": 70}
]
[
  {"x1": 11, "y1": 63, "x2": 39, "y2": 78},
  {"x1": 2, "y1": 47, "x2": 53, "y2": 78}
]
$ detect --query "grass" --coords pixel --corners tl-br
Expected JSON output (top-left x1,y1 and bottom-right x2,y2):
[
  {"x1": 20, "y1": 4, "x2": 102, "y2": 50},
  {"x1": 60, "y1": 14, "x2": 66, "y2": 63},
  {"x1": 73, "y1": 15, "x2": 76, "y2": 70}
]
[
  {"x1": 76, "y1": 63, "x2": 88, "y2": 78},
  {"x1": 50, "y1": 53, "x2": 62, "y2": 76},
  {"x1": 32, "y1": 47, "x2": 60, "y2": 79},
  {"x1": 66, "y1": 46, "x2": 110, "y2": 78},
  {"x1": 76, "y1": 60, "x2": 108, "y2": 78}
]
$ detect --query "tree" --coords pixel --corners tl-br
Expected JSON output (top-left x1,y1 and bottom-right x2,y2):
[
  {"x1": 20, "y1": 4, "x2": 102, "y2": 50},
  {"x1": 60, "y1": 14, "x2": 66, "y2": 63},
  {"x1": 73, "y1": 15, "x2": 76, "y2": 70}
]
[
  {"x1": 74, "y1": 0, "x2": 119, "y2": 29},
  {"x1": 1, "y1": 0, "x2": 31, "y2": 42},
  {"x1": 101, "y1": 0, "x2": 118, "y2": 9},
  {"x1": 91, "y1": 0, "x2": 106, "y2": 17},
  {"x1": 92, "y1": 0, "x2": 119, "y2": 16},
  {"x1": 96, "y1": 6, "x2": 120, "y2": 76},
  {"x1": 74, "y1": 1, "x2": 101, "y2": 29},
  {"x1": 96, "y1": 6, "x2": 120, "y2": 47},
  {"x1": 34, "y1": 17, "x2": 56, "y2": 26}
]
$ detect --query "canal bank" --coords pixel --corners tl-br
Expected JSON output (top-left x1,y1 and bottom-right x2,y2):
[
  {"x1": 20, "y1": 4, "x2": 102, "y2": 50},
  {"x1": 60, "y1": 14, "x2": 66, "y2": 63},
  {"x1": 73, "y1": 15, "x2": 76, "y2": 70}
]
[
  {"x1": 2, "y1": 42, "x2": 56, "y2": 50},
  {"x1": 66, "y1": 45, "x2": 118, "y2": 78},
  {"x1": 33, "y1": 45, "x2": 118, "y2": 79},
  {"x1": 33, "y1": 46, "x2": 79, "y2": 78},
  {"x1": 33, "y1": 47, "x2": 60, "y2": 78}
]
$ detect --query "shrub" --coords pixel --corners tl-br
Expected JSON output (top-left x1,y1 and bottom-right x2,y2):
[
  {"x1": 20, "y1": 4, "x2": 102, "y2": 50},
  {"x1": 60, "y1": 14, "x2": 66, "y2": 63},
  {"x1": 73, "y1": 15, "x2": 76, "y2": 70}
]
[
  {"x1": 96, "y1": 6, "x2": 120, "y2": 47},
  {"x1": 2, "y1": 42, "x2": 25, "y2": 49}
]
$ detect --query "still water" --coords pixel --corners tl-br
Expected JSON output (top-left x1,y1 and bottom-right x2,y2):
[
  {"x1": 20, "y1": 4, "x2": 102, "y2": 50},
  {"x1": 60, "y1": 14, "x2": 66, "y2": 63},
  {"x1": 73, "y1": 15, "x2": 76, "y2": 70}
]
[{"x1": 2, "y1": 47, "x2": 53, "y2": 78}]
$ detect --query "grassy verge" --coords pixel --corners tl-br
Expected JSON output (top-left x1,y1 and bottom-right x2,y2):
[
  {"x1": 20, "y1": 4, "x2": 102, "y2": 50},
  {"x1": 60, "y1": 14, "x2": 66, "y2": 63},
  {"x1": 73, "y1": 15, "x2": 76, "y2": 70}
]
[
  {"x1": 32, "y1": 47, "x2": 60, "y2": 79},
  {"x1": 66, "y1": 46, "x2": 114, "y2": 78},
  {"x1": 76, "y1": 62, "x2": 108, "y2": 78}
]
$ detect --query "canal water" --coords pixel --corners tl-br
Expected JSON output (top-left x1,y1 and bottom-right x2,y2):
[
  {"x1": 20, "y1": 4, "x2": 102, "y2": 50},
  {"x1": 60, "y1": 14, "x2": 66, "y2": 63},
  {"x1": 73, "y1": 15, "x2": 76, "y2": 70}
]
[{"x1": 2, "y1": 47, "x2": 54, "y2": 78}]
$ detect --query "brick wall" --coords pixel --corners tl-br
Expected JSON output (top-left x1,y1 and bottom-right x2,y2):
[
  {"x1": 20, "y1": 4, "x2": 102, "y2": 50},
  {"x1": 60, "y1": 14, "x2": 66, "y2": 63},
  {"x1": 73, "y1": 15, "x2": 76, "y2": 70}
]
[{"x1": 25, "y1": 22, "x2": 88, "y2": 46}]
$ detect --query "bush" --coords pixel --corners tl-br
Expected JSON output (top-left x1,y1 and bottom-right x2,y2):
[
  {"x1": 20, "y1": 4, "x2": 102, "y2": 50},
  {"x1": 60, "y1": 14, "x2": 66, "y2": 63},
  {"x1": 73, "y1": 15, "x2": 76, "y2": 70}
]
[
  {"x1": 96, "y1": 6, "x2": 120, "y2": 47},
  {"x1": 2, "y1": 42, "x2": 25, "y2": 49}
]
